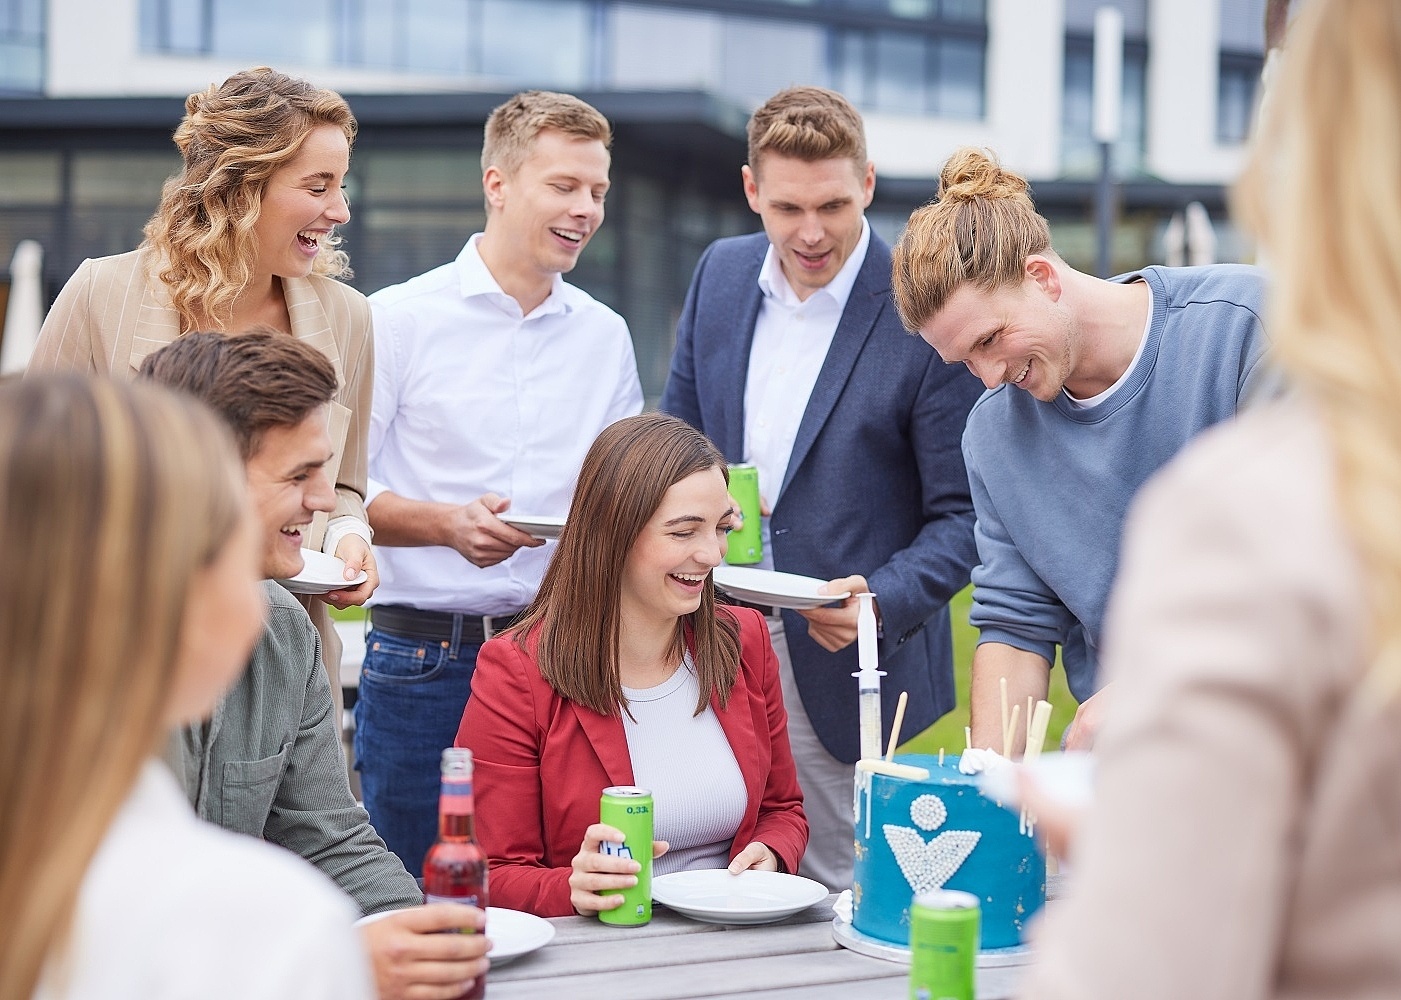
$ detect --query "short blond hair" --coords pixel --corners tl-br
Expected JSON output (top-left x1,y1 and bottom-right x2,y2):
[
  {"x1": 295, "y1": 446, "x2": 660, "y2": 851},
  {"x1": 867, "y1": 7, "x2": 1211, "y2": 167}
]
[
  {"x1": 891, "y1": 147, "x2": 1052, "y2": 333},
  {"x1": 481, "y1": 90, "x2": 612, "y2": 179},
  {"x1": 747, "y1": 86, "x2": 867, "y2": 173}
]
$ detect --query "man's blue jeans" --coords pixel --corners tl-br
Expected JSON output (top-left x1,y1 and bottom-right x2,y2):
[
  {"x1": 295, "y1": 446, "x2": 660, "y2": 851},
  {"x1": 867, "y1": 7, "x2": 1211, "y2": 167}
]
[{"x1": 353, "y1": 625, "x2": 480, "y2": 878}]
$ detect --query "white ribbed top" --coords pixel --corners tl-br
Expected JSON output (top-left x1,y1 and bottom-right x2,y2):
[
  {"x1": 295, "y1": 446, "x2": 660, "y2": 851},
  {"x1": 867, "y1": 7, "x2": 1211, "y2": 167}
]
[{"x1": 622, "y1": 655, "x2": 747, "y2": 876}]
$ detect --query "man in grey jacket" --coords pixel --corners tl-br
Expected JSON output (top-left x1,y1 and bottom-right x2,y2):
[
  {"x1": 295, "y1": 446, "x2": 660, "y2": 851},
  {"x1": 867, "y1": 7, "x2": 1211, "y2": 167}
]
[{"x1": 142, "y1": 330, "x2": 489, "y2": 1000}]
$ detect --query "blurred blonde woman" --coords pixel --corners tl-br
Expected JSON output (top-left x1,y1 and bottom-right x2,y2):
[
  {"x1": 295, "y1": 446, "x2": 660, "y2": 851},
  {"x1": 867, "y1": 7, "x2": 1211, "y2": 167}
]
[
  {"x1": 29, "y1": 65, "x2": 378, "y2": 704},
  {"x1": 0, "y1": 376, "x2": 372, "y2": 1000},
  {"x1": 1021, "y1": 2, "x2": 1401, "y2": 998}
]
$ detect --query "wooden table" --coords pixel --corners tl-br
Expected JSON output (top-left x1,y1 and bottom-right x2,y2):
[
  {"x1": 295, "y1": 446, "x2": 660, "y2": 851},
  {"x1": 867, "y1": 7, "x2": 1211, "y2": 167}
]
[{"x1": 488, "y1": 889, "x2": 1051, "y2": 999}]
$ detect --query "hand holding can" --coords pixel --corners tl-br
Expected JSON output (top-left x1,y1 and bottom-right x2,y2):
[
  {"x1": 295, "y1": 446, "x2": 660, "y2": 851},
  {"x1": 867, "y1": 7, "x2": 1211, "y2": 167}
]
[{"x1": 598, "y1": 786, "x2": 654, "y2": 925}]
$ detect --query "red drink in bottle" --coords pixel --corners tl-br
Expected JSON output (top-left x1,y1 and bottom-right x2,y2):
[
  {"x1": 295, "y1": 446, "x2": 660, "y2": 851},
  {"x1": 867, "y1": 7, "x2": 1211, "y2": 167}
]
[{"x1": 423, "y1": 747, "x2": 489, "y2": 999}]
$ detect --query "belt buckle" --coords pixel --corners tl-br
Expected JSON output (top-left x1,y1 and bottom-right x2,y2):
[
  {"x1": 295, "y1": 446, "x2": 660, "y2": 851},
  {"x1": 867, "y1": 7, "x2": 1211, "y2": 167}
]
[{"x1": 482, "y1": 614, "x2": 499, "y2": 641}]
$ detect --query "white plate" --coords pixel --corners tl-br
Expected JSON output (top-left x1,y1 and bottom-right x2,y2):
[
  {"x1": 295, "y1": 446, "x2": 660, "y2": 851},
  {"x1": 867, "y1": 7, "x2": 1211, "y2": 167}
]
[
  {"x1": 652, "y1": 869, "x2": 828, "y2": 924},
  {"x1": 976, "y1": 751, "x2": 1096, "y2": 814},
  {"x1": 712, "y1": 567, "x2": 851, "y2": 611},
  {"x1": 484, "y1": 906, "x2": 555, "y2": 965},
  {"x1": 276, "y1": 549, "x2": 368, "y2": 595},
  {"x1": 499, "y1": 514, "x2": 566, "y2": 539},
  {"x1": 356, "y1": 906, "x2": 554, "y2": 966}
]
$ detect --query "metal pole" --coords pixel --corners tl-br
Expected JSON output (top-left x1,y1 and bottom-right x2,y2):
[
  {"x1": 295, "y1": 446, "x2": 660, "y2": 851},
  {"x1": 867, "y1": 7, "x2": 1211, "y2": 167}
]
[
  {"x1": 1092, "y1": 7, "x2": 1123, "y2": 278},
  {"x1": 1095, "y1": 140, "x2": 1113, "y2": 278}
]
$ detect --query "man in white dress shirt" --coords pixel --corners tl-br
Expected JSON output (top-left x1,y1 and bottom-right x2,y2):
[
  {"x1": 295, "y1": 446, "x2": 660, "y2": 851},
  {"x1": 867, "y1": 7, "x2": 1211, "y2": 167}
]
[{"x1": 356, "y1": 91, "x2": 644, "y2": 874}]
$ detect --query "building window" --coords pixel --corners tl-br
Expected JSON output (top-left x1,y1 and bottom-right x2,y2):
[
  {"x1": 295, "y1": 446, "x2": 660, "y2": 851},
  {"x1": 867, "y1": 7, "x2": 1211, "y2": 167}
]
[
  {"x1": 0, "y1": 0, "x2": 45, "y2": 93},
  {"x1": 1217, "y1": 53, "x2": 1263, "y2": 144},
  {"x1": 833, "y1": 26, "x2": 985, "y2": 118},
  {"x1": 1217, "y1": 0, "x2": 1266, "y2": 144},
  {"x1": 1061, "y1": 34, "x2": 1147, "y2": 178}
]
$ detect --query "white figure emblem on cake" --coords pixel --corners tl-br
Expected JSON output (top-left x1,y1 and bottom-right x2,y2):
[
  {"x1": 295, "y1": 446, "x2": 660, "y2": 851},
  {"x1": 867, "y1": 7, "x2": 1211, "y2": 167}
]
[{"x1": 882, "y1": 793, "x2": 981, "y2": 895}]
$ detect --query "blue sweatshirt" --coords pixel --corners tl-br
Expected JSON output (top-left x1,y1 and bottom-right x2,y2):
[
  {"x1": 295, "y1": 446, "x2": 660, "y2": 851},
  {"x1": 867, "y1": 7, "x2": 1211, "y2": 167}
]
[{"x1": 965, "y1": 264, "x2": 1277, "y2": 700}]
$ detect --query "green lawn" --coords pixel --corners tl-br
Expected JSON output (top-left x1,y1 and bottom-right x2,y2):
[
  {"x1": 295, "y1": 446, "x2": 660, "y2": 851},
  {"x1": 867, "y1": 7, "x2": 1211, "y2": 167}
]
[
  {"x1": 900, "y1": 585, "x2": 1076, "y2": 756},
  {"x1": 332, "y1": 585, "x2": 1076, "y2": 752}
]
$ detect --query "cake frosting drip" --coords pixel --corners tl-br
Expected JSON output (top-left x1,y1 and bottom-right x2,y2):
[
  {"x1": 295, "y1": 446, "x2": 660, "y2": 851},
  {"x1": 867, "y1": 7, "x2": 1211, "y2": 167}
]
[{"x1": 851, "y1": 752, "x2": 1044, "y2": 950}]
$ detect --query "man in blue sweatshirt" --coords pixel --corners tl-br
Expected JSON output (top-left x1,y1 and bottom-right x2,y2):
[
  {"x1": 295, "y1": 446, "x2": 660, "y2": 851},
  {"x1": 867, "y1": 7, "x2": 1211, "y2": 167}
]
[{"x1": 892, "y1": 147, "x2": 1277, "y2": 753}]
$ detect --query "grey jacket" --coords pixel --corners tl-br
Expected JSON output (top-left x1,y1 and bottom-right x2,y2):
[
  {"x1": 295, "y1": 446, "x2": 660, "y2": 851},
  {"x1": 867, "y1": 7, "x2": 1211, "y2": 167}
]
[{"x1": 168, "y1": 582, "x2": 420, "y2": 915}]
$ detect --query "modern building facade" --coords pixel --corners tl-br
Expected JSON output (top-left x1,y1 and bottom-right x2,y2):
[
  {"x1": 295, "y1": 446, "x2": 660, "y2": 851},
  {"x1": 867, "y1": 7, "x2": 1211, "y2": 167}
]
[{"x1": 1, "y1": 0, "x2": 1270, "y2": 398}]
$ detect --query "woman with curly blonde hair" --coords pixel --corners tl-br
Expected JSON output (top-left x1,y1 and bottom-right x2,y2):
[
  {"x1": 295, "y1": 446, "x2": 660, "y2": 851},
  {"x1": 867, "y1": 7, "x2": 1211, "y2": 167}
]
[
  {"x1": 30, "y1": 66, "x2": 378, "y2": 694},
  {"x1": 0, "y1": 376, "x2": 373, "y2": 1000},
  {"x1": 1020, "y1": 2, "x2": 1401, "y2": 998}
]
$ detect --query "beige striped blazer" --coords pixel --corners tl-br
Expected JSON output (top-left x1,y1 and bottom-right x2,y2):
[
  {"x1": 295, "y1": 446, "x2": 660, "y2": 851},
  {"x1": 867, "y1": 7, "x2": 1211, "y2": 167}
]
[{"x1": 29, "y1": 247, "x2": 373, "y2": 533}]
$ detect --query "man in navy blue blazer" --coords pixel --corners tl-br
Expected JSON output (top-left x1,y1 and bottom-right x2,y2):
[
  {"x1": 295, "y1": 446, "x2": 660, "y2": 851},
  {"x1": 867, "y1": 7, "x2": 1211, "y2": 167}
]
[{"x1": 660, "y1": 86, "x2": 982, "y2": 889}]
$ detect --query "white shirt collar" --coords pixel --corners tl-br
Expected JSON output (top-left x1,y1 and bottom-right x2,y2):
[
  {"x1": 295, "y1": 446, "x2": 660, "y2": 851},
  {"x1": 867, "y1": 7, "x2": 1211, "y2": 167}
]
[
  {"x1": 456, "y1": 233, "x2": 570, "y2": 318},
  {"x1": 756, "y1": 217, "x2": 871, "y2": 311}
]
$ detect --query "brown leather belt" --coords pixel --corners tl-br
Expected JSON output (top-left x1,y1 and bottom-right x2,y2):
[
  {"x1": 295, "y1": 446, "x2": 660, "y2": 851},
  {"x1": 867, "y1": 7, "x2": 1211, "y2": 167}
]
[{"x1": 369, "y1": 604, "x2": 526, "y2": 644}]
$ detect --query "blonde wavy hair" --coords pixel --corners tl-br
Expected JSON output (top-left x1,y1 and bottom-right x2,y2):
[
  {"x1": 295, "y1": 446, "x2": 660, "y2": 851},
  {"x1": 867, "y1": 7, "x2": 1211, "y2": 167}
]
[
  {"x1": 1234, "y1": 0, "x2": 1401, "y2": 698},
  {"x1": 142, "y1": 67, "x2": 356, "y2": 331},
  {"x1": 891, "y1": 147, "x2": 1052, "y2": 333},
  {"x1": 0, "y1": 377, "x2": 245, "y2": 1000}
]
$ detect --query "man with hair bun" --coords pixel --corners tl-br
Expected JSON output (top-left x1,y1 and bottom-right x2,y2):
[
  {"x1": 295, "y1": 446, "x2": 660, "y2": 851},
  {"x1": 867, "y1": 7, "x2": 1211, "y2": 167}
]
[
  {"x1": 359, "y1": 90, "x2": 643, "y2": 876},
  {"x1": 891, "y1": 147, "x2": 1277, "y2": 754},
  {"x1": 661, "y1": 86, "x2": 982, "y2": 890}
]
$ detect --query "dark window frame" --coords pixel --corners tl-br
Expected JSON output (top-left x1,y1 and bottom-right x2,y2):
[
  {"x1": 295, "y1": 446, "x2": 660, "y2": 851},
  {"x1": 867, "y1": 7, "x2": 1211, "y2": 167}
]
[{"x1": 1217, "y1": 49, "x2": 1264, "y2": 145}]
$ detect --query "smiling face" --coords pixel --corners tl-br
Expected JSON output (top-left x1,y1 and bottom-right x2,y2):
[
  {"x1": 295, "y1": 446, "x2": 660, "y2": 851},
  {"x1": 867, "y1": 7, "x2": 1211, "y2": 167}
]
[
  {"x1": 619, "y1": 466, "x2": 736, "y2": 632},
  {"x1": 919, "y1": 262, "x2": 1080, "y2": 403},
  {"x1": 243, "y1": 405, "x2": 337, "y2": 580},
  {"x1": 251, "y1": 124, "x2": 351, "y2": 283},
  {"x1": 742, "y1": 152, "x2": 875, "y2": 301},
  {"x1": 484, "y1": 128, "x2": 610, "y2": 280}
]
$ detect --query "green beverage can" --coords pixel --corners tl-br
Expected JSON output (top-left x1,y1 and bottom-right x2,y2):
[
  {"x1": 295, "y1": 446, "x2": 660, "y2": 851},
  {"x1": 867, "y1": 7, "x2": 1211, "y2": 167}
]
[
  {"x1": 598, "y1": 786, "x2": 653, "y2": 925},
  {"x1": 725, "y1": 463, "x2": 762, "y2": 565},
  {"x1": 909, "y1": 889, "x2": 979, "y2": 1000}
]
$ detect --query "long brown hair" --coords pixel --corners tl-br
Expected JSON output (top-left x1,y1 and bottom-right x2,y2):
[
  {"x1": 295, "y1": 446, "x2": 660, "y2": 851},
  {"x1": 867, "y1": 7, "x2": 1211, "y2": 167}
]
[
  {"x1": 0, "y1": 376, "x2": 245, "y2": 1000},
  {"x1": 515, "y1": 412, "x2": 741, "y2": 717},
  {"x1": 141, "y1": 66, "x2": 356, "y2": 330},
  {"x1": 1234, "y1": 0, "x2": 1401, "y2": 699}
]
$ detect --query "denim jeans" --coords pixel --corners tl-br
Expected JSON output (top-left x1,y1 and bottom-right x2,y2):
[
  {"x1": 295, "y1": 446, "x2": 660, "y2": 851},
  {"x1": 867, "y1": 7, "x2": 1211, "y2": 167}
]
[{"x1": 353, "y1": 625, "x2": 481, "y2": 878}]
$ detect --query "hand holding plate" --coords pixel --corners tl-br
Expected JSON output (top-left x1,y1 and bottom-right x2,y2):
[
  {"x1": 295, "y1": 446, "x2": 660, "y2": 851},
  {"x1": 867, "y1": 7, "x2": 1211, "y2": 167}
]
[
  {"x1": 795, "y1": 574, "x2": 871, "y2": 652},
  {"x1": 324, "y1": 534, "x2": 379, "y2": 608},
  {"x1": 450, "y1": 493, "x2": 546, "y2": 568}
]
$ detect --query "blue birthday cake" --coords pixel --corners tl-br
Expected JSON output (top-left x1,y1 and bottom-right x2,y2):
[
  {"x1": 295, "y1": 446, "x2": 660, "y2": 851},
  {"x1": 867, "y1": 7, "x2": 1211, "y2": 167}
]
[{"x1": 851, "y1": 753, "x2": 1044, "y2": 950}]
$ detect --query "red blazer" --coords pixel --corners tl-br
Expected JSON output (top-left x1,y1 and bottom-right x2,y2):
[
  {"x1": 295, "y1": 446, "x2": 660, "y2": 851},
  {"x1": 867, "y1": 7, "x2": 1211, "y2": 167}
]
[{"x1": 457, "y1": 605, "x2": 808, "y2": 917}]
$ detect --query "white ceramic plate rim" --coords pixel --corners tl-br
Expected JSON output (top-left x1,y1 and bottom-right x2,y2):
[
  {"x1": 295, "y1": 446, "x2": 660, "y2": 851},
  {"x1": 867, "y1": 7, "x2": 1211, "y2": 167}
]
[
  {"x1": 652, "y1": 869, "x2": 828, "y2": 918},
  {"x1": 484, "y1": 906, "x2": 555, "y2": 963},
  {"x1": 499, "y1": 514, "x2": 566, "y2": 538},
  {"x1": 276, "y1": 549, "x2": 368, "y2": 595},
  {"x1": 355, "y1": 906, "x2": 553, "y2": 965},
  {"x1": 713, "y1": 567, "x2": 850, "y2": 609}
]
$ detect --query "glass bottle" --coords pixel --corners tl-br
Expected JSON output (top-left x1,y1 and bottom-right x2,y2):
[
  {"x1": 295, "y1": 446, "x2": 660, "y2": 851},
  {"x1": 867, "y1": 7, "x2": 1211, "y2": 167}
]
[{"x1": 422, "y1": 747, "x2": 489, "y2": 999}]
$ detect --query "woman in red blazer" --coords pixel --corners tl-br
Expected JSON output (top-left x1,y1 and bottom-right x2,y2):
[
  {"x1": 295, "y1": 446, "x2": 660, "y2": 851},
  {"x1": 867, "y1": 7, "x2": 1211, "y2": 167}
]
[{"x1": 457, "y1": 412, "x2": 808, "y2": 917}]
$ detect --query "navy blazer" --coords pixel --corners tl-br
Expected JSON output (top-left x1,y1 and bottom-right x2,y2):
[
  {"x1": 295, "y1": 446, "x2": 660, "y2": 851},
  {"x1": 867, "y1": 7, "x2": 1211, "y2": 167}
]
[{"x1": 660, "y1": 231, "x2": 983, "y2": 762}]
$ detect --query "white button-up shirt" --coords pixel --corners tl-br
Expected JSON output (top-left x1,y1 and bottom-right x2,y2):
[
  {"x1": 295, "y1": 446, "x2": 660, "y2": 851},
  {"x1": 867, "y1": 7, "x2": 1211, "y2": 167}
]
[
  {"x1": 366, "y1": 235, "x2": 644, "y2": 614},
  {"x1": 743, "y1": 219, "x2": 870, "y2": 568}
]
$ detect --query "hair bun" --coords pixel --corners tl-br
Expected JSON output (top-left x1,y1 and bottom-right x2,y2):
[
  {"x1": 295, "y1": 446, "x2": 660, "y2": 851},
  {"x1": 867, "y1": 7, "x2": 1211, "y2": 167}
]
[{"x1": 937, "y1": 147, "x2": 1029, "y2": 204}]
